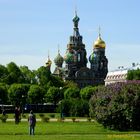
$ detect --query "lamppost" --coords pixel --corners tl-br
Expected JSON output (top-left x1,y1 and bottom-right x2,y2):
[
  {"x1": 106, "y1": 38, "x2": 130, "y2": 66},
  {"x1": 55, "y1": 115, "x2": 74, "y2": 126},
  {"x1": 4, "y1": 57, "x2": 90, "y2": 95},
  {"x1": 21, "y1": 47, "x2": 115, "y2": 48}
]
[
  {"x1": 59, "y1": 87, "x2": 63, "y2": 119},
  {"x1": 21, "y1": 95, "x2": 25, "y2": 114}
]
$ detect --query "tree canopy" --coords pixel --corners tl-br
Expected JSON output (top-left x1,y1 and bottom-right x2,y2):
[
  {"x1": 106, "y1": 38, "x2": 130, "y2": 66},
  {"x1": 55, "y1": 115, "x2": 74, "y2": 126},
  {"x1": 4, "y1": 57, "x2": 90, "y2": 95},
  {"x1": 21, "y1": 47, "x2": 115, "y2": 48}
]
[
  {"x1": 28, "y1": 85, "x2": 45, "y2": 104},
  {"x1": 80, "y1": 86, "x2": 97, "y2": 100},
  {"x1": 7, "y1": 62, "x2": 24, "y2": 84},
  {"x1": 8, "y1": 84, "x2": 30, "y2": 106},
  {"x1": 127, "y1": 69, "x2": 140, "y2": 80},
  {"x1": 0, "y1": 61, "x2": 97, "y2": 118},
  {"x1": 45, "y1": 86, "x2": 61, "y2": 105}
]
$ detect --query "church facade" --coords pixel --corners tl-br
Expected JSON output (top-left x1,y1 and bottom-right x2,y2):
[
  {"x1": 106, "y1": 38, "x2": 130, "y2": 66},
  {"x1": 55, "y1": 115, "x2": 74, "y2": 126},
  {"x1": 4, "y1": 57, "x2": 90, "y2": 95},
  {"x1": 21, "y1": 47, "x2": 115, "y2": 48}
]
[{"x1": 53, "y1": 13, "x2": 108, "y2": 88}]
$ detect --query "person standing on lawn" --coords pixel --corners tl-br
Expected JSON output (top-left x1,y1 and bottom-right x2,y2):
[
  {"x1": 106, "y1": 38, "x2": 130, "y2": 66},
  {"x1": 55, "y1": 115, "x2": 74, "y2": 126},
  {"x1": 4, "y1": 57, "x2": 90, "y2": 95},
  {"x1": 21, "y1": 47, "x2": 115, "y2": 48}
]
[
  {"x1": 28, "y1": 110, "x2": 36, "y2": 135},
  {"x1": 15, "y1": 107, "x2": 21, "y2": 124}
]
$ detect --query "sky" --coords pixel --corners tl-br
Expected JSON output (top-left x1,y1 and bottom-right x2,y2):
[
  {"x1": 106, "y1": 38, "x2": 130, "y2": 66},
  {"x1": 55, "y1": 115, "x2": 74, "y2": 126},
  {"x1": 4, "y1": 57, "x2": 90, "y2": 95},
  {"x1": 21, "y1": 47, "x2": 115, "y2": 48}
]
[{"x1": 0, "y1": 0, "x2": 140, "y2": 72}]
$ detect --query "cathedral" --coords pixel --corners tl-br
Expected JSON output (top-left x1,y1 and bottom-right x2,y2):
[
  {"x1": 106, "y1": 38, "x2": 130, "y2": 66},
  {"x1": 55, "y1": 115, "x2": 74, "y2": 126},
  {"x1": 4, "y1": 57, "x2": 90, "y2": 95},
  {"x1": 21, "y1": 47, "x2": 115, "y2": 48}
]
[{"x1": 47, "y1": 12, "x2": 108, "y2": 88}]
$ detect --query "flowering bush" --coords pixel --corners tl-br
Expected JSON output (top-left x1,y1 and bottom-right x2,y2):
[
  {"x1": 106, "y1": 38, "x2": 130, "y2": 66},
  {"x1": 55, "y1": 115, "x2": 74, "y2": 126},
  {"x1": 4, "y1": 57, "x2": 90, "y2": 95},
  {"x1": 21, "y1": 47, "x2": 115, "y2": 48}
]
[{"x1": 89, "y1": 81, "x2": 140, "y2": 130}]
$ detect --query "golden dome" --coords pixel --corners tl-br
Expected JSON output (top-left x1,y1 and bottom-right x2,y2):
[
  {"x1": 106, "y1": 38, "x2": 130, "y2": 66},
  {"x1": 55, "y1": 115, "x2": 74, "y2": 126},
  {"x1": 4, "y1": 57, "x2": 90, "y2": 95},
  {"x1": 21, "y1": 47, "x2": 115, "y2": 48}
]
[
  {"x1": 94, "y1": 28, "x2": 106, "y2": 49},
  {"x1": 48, "y1": 59, "x2": 52, "y2": 65},
  {"x1": 46, "y1": 58, "x2": 52, "y2": 66},
  {"x1": 46, "y1": 51, "x2": 52, "y2": 67},
  {"x1": 94, "y1": 35, "x2": 106, "y2": 49}
]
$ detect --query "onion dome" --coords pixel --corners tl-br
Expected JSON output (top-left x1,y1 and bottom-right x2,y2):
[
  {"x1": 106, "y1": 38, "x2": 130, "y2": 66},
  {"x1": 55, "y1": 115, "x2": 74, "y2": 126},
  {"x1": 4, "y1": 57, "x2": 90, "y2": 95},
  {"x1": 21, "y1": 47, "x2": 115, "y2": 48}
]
[
  {"x1": 73, "y1": 11, "x2": 80, "y2": 28},
  {"x1": 89, "y1": 53, "x2": 94, "y2": 63},
  {"x1": 73, "y1": 14, "x2": 80, "y2": 25},
  {"x1": 45, "y1": 52, "x2": 52, "y2": 67},
  {"x1": 94, "y1": 28, "x2": 106, "y2": 49},
  {"x1": 64, "y1": 52, "x2": 74, "y2": 63},
  {"x1": 46, "y1": 58, "x2": 52, "y2": 67},
  {"x1": 54, "y1": 50, "x2": 64, "y2": 67}
]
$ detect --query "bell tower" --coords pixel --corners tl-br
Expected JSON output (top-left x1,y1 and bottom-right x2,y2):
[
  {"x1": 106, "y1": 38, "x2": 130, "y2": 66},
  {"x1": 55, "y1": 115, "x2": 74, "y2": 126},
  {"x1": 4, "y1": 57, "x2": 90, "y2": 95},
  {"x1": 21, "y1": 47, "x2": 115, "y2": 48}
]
[
  {"x1": 89, "y1": 28, "x2": 108, "y2": 83},
  {"x1": 64, "y1": 12, "x2": 87, "y2": 79}
]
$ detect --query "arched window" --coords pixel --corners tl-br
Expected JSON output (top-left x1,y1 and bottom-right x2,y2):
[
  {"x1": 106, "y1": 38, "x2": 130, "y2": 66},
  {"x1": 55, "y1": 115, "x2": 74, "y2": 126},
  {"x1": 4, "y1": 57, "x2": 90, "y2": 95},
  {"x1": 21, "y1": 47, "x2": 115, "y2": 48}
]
[{"x1": 78, "y1": 53, "x2": 80, "y2": 62}]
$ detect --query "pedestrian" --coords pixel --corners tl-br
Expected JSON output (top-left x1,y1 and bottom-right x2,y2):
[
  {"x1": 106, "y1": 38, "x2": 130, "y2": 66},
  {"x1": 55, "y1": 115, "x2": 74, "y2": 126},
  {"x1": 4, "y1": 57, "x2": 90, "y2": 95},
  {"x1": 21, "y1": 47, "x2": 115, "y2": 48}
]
[
  {"x1": 15, "y1": 107, "x2": 21, "y2": 124},
  {"x1": 28, "y1": 110, "x2": 36, "y2": 135},
  {"x1": 2, "y1": 108, "x2": 6, "y2": 116}
]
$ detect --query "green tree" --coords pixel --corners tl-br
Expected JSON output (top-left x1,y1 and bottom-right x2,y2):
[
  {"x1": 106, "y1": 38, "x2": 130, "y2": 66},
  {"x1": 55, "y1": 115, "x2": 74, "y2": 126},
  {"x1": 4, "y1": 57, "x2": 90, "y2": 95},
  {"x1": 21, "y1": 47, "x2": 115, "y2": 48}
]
[
  {"x1": 64, "y1": 80, "x2": 78, "y2": 89},
  {"x1": 6, "y1": 62, "x2": 24, "y2": 84},
  {"x1": 20, "y1": 66, "x2": 37, "y2": 84},
  {"x1": 64, "y1": 87, "x2": 80, "y2": 99},
  {"x1": 0, "y1": 65, "x2": 9, "y2": 83},
  {"x1": 80, "y1": 86, "x2": 97, "y2": 100},
  {"x1": 50, "y1": 75, "x2": 64, "y2": 87},
  {"x1": 46, "y1": 81, "x2": 54, "y2": 88},
  {"x1": 36, "y1": 66, "x2": 51, "y2": 85},
  {"x1": 57, "y1": 99, "x2": 71, "y2": 117},
  {"x1": 69, "y1": 99, "x2": 89, "y2": 117},
  {"x1": 42, "y1": 81, "x2": 54, "y2": 96},
  {"x1": 57, "y1": 98, "x2": 89, "y2": 117},
  {"x1": 28, "y1": 85, "x2": 45, "y2": 104},
  {"x1": 0, "y1": 83, "x2": 8, "y2": 104},
  {"x1": 127, "y1": 69, "x2": 140, "y2": 80},
  {"x1": 8, "y1": 84, "x2": 30, "y2": 106},
  {"x1": 45, "y1": 86, "x2": 62, "y2": 105}
]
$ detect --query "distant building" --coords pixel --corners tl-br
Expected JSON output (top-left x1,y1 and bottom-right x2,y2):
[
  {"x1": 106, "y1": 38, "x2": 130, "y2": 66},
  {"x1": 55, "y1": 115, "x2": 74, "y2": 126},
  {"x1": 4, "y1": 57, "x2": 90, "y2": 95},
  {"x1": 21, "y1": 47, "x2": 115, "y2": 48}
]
[
  {"x1": 51, "y1": 12, "x2": 108, "y2": 88},
  {"x1": 105, "y1": 63, "x2": 140, "y2": 85}
]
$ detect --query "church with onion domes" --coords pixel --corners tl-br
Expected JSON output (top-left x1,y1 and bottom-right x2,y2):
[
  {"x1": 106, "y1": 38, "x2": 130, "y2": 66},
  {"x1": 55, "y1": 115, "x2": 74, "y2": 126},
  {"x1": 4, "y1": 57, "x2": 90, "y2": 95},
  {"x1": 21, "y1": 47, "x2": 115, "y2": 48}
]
[{"x1": 46, "y1": 12, "x2": 108, "y2": 88}]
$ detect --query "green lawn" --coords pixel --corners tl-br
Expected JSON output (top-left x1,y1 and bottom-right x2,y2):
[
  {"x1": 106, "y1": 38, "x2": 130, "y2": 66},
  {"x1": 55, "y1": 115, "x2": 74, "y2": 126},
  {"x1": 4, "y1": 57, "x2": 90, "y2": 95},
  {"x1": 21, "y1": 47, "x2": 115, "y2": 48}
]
[{"x1": 0, "y1": 121, "x2": 140, "y2": 140}]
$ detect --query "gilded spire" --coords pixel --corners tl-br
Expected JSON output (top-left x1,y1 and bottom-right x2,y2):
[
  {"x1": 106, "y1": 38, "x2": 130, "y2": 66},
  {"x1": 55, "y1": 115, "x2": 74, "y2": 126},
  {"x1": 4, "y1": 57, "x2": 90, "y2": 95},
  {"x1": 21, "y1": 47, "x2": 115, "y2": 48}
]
[{"x1": 98, "y1": 26, "x2": 101, "y2": 39}]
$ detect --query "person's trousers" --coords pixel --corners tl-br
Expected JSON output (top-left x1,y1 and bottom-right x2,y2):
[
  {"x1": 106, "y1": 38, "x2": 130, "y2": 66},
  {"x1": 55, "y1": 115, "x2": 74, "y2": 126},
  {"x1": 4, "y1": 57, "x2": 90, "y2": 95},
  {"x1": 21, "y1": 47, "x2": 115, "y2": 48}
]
[{"x1": 29, "y1": 125, "x2": 35, "y2": 135}]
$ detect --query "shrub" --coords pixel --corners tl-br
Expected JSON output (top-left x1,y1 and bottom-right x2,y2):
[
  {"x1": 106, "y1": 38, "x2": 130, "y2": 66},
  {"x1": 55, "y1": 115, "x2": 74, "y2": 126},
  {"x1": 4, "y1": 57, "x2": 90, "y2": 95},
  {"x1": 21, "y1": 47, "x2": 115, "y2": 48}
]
[
  {"x1": 89, "y1": 81, "x2": 140, "y2": 130},
  {"x1": 0, "y1": 115, "x2": 8, "y2": 123},
  {"x1": 87, "y1": 118, "x2": 91, "y2": 122},
  {"x1": 39, "y1": 113, "x2": 45, "y2": 118},
  {"x1": 41, "y1": 117, "x2": 50, "y2": 122},
  {"x1": 72, "y1": 117, "x2": 76, "y2": 122},
  {"x1": 64, "y1": 87, "x2": 80, "y2": 99},
  {"x1": 57, "y1": 118, "x2": 65, "y2": 122},
  {"x1": 49, "y1": 114, "x2": 55, "y2": 118}
]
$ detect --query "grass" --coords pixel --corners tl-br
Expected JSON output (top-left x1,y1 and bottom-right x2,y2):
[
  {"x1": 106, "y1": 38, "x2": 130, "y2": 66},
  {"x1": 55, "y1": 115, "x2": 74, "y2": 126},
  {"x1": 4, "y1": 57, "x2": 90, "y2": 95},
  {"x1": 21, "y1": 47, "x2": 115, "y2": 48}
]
[{"x1": 0, "y1": 121, "x2": 140, "y2": 140}]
